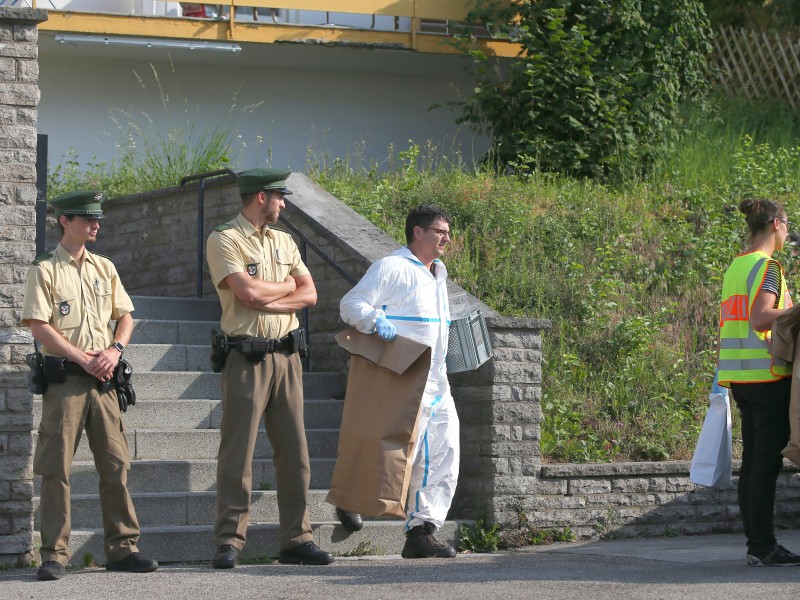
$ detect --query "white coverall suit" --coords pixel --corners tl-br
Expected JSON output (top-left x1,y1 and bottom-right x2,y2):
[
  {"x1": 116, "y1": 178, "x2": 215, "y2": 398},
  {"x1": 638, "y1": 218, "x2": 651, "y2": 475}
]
[{"x1": 340, "y1": 246, "x2": 460, "y2": 530}]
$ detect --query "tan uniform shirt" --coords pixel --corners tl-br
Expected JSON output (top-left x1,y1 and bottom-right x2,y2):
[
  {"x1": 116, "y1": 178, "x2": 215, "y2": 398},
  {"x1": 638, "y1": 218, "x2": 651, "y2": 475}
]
[
  {"x1": 21, "y1": 244, "x2": 134, "y2": 356},
  {"x1": 206, "y1": 212, "x2": 310, "y2": 339}
]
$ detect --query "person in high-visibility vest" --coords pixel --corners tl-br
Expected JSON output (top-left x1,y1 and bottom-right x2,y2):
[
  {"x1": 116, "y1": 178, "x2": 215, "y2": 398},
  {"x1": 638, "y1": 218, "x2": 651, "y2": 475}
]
[{"x1": 718, "y1": 197, "x2": 799, "y2": 567}]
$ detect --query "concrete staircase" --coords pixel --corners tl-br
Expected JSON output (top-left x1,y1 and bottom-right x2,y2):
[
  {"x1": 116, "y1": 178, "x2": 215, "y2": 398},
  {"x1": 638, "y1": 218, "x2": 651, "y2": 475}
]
[{"x1": 32, "y1": 296, "x2": 458, "y2": 565}]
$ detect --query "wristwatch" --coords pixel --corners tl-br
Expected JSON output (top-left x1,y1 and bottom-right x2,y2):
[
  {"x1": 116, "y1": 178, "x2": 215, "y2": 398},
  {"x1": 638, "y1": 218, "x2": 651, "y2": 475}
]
[{"x1": 109, "y1": 342, "x2": 125, "y2": 354}]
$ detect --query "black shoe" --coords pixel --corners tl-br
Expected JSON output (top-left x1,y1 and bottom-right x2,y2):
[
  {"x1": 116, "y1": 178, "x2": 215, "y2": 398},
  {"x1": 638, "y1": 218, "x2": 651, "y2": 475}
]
[
  {"x1": 747, "y1": 544, "x2": 800, "y2": 567},
  {"x1": 212, "y1": 544, "x2": 240, "y2": 569},
  {"x1": 37, "y1": 561, "x2": 65, "y2": 581},
  {"x1": 278, "y1": 541, "x2": 333, "y2": 565},
  {"x1": 336, "y1": 507, "x2": 364, "y2": 532},
  {"x1": 402, "y1": 523, "x2": 457, "y2": 559},
  {"x1": 105, "y1": 552, "x2": 159, "y2": 572}
]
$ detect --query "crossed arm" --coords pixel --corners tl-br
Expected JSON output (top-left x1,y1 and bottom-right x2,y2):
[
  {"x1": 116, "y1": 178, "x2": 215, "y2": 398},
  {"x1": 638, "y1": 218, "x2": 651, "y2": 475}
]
[{"x1": 224, "y1": 271, "x2": 317, "y2": 313}]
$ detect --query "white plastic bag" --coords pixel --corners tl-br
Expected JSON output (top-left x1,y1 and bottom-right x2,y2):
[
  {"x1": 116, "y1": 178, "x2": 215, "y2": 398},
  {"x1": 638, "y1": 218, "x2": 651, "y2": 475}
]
[{"x1": 690, "y1": 375, "x2": 733, "y2": 488}]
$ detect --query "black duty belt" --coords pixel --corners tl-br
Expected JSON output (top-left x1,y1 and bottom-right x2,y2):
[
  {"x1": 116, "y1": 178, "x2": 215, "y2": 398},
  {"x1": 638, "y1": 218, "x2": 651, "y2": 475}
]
[
  {"x1": 226, "y1": 333, "x2": 295, "y2": 354},
  {"x1": 64, "y1": 361, "x2": 93, "y2": 377}
]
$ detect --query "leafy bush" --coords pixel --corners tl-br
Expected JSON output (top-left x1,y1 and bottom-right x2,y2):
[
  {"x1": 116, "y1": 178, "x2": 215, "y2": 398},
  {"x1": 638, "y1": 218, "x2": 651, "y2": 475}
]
[{"x1": 451, "y1": 0, "x2": 713, "y2": 179}]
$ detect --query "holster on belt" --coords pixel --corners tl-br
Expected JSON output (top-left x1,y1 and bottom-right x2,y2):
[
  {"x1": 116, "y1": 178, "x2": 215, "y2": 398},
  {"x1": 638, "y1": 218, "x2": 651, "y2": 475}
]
[
  {"x1": 227, "y1": 328, "x2": 309, "y2": 363},
  {"x1": 43, "y1": 355, "x2": 68, "y2": 384},
  {"x1": 25, "y1": 351, "x2": 47, "y2": 394},
  {"x1": 211, "y1": 332, "x2": 230, "y2": 373}
]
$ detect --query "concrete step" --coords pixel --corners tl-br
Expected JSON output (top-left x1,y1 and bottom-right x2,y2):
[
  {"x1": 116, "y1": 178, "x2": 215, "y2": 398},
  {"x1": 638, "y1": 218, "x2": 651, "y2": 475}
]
[
  {"x1": 125, "y1": 344, "x2": 211, "y2": 373},
  {"x1": 46, "y1": 521, "x2": 461, "y2": 565},
  {"x1": 34, "y1": 398, "x2": 344, "y2": 431},
  {"x1": 34, "y1": 428, "x2": 341, "y2": 461},
  {"x1": 130, "y1": 371, "x2": 342, "y2": 401},
  {"x1": 131, "y1": 296, "x2": 222, "y2": 322},
  {"x1": 34, "y1": 489, "x2": 369, "y2": 529},
  {"x1": 130, "y1": 319, "x2": 219, "y2": 346},
  {"x1": 35, "y1": 458, "x2": 337, "y2": 495}
]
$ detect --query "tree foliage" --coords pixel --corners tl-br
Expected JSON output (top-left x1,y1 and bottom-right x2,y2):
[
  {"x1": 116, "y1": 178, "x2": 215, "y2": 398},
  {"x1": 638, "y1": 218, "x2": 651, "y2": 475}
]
[{"x1": 452, "y1": 0, "x2": 714, "y2": 179}]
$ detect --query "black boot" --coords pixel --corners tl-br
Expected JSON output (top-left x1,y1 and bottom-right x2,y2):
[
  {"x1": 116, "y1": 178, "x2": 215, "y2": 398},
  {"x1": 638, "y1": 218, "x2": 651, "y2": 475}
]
[
  {"x1": 336, "y1": 507, "x2": 364, "y2": 532},
  {"x1": 401, "y1": 522, "x2": 456, "y2": 559}
]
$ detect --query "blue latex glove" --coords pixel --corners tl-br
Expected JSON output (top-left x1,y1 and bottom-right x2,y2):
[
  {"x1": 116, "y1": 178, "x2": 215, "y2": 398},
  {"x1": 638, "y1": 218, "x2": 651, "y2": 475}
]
[
  {"x1": 374, "y1": 314, "x2": 397, "y2": 341},
  {"x1": 711, "y1": 368, "x2": 729, "y2": 398}
]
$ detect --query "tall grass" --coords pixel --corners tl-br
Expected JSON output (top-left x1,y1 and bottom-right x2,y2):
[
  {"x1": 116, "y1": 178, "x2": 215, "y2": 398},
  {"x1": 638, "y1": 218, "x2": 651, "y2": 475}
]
[
  {"x1": 48, "y1": 60, "x2": 263, "y2": 198},
  {"x1": 311, "y1": 93, "x2": 800, "y2": 462}
]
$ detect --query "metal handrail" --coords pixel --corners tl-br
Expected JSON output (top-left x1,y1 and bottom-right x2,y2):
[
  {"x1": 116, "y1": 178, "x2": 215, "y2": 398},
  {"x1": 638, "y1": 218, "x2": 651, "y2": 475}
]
[
  {"x1": 180, "y1": 168, "x2": 237, "y2": 298},
  {"x1": 277, "y1": 215, "x2": 358, "y2": 287}
]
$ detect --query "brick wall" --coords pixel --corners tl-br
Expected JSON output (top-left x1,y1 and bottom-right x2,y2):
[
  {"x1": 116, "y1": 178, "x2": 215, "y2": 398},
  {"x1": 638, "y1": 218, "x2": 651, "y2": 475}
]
[{"x1": 0, "y1": 6, "x2": 47, "y2": 566}]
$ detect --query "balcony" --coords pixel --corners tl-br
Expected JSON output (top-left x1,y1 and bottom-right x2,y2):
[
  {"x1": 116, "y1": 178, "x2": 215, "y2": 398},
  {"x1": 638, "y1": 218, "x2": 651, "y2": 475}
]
[{"x1": 10, "y1": 0, "x2": 515, "y2": 57}]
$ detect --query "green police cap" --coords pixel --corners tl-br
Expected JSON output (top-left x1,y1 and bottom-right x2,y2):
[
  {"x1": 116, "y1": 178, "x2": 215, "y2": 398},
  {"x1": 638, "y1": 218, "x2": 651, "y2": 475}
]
[
  {"x1": 237, "y1": 168, "x2": 293, "y2": 196},
  {"x1": 49, "y1": 190, "x2": 105, "y2": 218}
]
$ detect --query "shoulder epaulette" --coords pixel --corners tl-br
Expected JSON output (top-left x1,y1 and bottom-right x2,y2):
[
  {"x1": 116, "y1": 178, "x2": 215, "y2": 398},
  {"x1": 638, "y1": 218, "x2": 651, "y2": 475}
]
[
  {"x1": 31, "y1": 253, "x2": 52, "y2": 265},
  {"x1": 215, "y1": 223, "x2": 234, "y2": 232}
]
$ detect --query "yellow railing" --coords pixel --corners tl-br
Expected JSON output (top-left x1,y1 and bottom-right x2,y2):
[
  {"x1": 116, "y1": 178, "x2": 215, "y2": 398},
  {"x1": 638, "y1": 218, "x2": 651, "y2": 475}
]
[
  {"x1": 34, "y1": 0, "x2": 517, "y2": 57},
  {"x1": 30, "y1": 0, "x2": 476, "y2": 21}
]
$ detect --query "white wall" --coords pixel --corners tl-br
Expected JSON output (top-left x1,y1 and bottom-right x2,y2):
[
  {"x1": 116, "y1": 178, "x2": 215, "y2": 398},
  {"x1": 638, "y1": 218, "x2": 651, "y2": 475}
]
[{"x1": 37, "y1": 38, "x2": 488, "y2": 177}]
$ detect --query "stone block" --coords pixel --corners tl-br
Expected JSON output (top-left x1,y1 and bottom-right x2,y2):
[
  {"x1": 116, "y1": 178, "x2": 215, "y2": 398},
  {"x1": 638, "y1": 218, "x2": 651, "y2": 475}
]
[
  {"x1": 0, "y1": 481, "x2": 8, "y2": 500},
  {"x1": 532, "y1": 478, "x2": 569, "y2": 496},
  {"x1": 0, "y1": 57, "x2": 14, "y2": 81},
  {"x1": 13, "y1": 23, "x2": 38, "y2": 43},
  {"x1": 665, "y1": 477, "x2": 694, "y2": 493},
  {"x1": 491, "y1": 361, "x2": 541, "y2": 384},
  {"x1": 492, "y1": 348, "x2": 542, "y2": 363},
  {"x1": 0, "y1": 412, "x2": 31, "y2": 431},
  {"x1": 0, "y1": 456, "x2": 33, "y2": 481},
  {"x1": 569, "y1": 478, "x2": 612, "y2": 495},
  {"x1": 490, "y1": 331, "x2": 542, "y2": 350},
  {"x1": 0, "y1": 532, "x2": 32, "y2": 554},
  {"x1": 17, "y1": 58, "x2": 37, "y2": 82},
  {"x1": 11, "y1": 480, "x2": 31, "y2": 500},
  {"x1": 16, "y1": 107, "x2": 36, "y2": 126},
  {"x1": 611, "y1": 477, "x2": 650, "y2": 493},
  {"x1": 0, "y1": 126, "x2": 36, "y2": 150},
  {"x1": 7, "y1": 433, "x2": 31, "y2": 456}
]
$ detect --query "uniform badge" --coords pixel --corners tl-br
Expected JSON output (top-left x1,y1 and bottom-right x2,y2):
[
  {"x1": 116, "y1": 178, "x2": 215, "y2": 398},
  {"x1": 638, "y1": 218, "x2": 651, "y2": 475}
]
[
  {"x1": 59, "y1": 301, "x2": 70, "y2": 316},
  {"x1": 246, "y1": 263, "x2": 258, "y2": 276}
]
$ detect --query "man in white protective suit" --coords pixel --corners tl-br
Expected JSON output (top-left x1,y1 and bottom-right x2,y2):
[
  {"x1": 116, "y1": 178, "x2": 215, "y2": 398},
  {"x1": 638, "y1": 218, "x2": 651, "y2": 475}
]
[{"x1": 338, "y1": 204, "x2": 459, "y2": 559}]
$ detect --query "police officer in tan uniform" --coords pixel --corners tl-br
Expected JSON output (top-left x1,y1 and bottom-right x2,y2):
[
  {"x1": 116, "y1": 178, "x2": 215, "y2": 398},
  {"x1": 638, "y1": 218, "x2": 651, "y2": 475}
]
[
  {"x1": 206, "y1": 168, "x2": 333, "y2": 567},
  {"x1": 22, "y1": 191, "x2": 158, "y2": 581}
]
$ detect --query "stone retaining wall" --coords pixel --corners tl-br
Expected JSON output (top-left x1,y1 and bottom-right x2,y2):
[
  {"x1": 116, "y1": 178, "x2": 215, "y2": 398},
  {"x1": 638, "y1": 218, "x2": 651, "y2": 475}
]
[
  {"x1": 0, "y1": 6, "x2": 47, "y2": 566},
  {"x1": 532, "y1": 461, "x2": 800, "y2": 540}
]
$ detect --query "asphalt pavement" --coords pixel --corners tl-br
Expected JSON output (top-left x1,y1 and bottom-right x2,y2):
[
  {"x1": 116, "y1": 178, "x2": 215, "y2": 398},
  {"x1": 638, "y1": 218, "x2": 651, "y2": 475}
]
[{"x1": 4, "y1": 530, "x2": 800, "y2": 599}]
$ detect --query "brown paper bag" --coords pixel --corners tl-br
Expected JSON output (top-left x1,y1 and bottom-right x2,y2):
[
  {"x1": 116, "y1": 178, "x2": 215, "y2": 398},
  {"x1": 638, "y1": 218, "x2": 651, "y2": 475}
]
[
  {"x1": 773, "y1": 304, "x2": 800, "y2": 466},
  {"x1": 326, "y1": 329, "x2": 431, "y2": 517}
]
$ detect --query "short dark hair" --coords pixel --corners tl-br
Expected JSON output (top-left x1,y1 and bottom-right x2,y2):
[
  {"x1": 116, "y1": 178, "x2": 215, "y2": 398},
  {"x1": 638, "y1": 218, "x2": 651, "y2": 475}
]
[{"x1": 405, "y1": 204, "x2": 452, "y2": 244}]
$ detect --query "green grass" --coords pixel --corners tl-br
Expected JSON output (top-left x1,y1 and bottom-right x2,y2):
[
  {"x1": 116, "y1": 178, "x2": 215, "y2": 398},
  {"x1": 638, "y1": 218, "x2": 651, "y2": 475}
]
[{"x1": 309, "y1": 93, "x2": 800, "y2": 463}]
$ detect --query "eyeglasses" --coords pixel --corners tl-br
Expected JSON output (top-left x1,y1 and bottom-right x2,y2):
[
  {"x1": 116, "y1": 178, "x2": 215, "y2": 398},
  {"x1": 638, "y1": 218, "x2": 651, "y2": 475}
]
[
  {"x1": 423, "y1": 227, "x2": 451, "y2": 239},
  {"x1": 779, "y1": 218, "x2": 793, "y2": 230}
]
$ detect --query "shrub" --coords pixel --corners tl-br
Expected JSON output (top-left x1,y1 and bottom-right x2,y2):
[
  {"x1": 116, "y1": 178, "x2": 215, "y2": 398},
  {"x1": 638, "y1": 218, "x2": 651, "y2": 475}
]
[{"x1": 451, "y1": 0, "x2": 713, "y2": 179}]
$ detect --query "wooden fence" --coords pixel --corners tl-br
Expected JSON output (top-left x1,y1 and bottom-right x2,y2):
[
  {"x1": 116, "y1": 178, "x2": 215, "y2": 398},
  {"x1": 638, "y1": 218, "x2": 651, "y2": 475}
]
[{"x1": 713, "y1": 25, "x2": 800, "y2": 109}]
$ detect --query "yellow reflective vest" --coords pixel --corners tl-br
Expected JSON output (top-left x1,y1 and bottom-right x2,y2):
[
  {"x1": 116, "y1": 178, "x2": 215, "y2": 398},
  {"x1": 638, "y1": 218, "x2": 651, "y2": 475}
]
[{"x1": 718, "y1": 250, "x2": 792, "y2": 387}]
